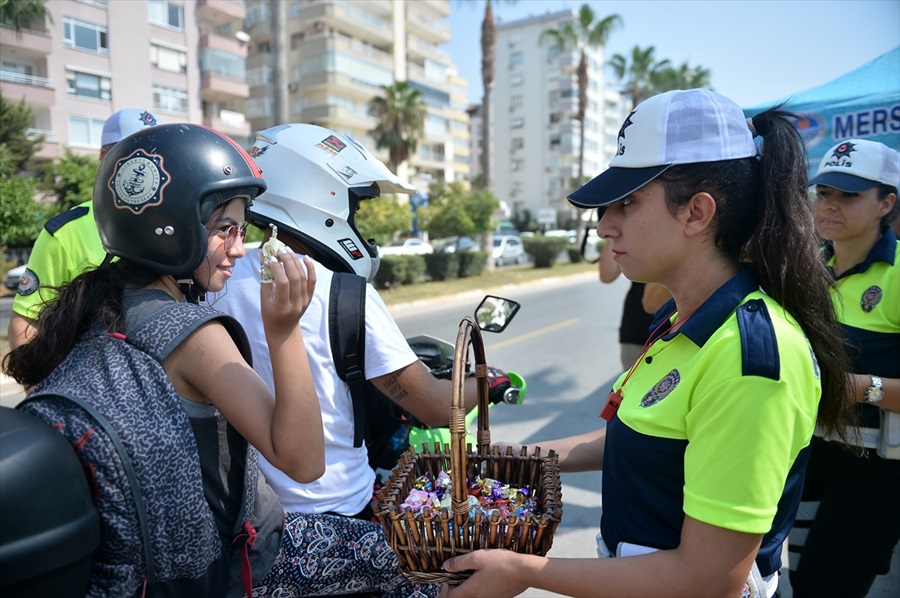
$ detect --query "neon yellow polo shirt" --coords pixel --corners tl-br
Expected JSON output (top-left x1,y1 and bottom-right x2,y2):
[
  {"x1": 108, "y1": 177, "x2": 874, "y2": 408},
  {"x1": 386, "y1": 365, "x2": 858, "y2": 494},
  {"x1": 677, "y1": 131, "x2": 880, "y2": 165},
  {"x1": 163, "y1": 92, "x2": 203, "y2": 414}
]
[
  {"x1": 600, "y1": 270, "x2": 821, "y2": 577},
  {"x1": 13, "y1": 201, "x2": 108, "y2": 320}
]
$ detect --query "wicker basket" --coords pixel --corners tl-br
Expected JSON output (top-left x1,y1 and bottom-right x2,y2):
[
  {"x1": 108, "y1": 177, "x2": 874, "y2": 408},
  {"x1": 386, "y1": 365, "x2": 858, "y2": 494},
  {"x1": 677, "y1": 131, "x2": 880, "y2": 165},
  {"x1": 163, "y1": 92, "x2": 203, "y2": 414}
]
[{"x1": 372, "y1": 317, "x2": 563, "y2": 585}]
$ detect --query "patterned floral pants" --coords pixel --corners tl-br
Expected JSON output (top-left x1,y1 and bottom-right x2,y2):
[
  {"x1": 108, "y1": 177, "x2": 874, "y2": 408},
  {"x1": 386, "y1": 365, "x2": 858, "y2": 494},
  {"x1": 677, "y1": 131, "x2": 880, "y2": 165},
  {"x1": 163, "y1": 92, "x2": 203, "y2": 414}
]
[{"x1": 249, "y1": 512, "x2": 441, "y2": 597}]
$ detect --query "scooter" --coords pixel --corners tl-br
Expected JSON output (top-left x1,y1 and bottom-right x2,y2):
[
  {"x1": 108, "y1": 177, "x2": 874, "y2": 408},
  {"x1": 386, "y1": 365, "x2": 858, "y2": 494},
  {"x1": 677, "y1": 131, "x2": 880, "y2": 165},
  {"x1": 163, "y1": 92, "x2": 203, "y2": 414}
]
[{"x1": 403, "y1": 294, "x2": 525, "y2": 454}]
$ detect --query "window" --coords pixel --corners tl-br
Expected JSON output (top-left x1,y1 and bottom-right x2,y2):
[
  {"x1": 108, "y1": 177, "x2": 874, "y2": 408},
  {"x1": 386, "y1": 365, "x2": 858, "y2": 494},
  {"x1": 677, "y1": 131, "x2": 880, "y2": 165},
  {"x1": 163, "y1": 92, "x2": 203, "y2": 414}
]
[
  {"x1": 63, "y1": 17, "x2": 108, "y2": 54},
  {"x1": 290, "y1": 32, "x2": 304, "y2": 50},
  {"x1": 510, "y1": 74, "x2": 523, "y2": 87},
  {"x1": 549, "y1": 112, "x2": 561, "y2": 124},
  {"x1": 510, "y1": 51, "x2": 523, "y2": 67},
  {"x1": 148, "y1": 0, "x2": 184, "y2": 30},
  {"x1": 257, "y1": 41, "x2": 271, "y2": 54},
  {"x1": 511, "y1": 117, "x2": 524, "y2": 128},
  {"x1": 512, "y1": 137, "x2": 524, "y2": 150},
  {"x1": 66, "y1": 70, "x2": 111, "y2": 101},
  {"x1": 153, "y1": 85, "x2": 188, "y2": 114},
  {"x1": 510, "y1": 95, "x2": 523, "y2": 110},
  {"x1": 150, "y1": 44, "x2": 187, "y2": 73},
  {"x1": 68, "y1": 115, "x2": 105, "y2": 148}
]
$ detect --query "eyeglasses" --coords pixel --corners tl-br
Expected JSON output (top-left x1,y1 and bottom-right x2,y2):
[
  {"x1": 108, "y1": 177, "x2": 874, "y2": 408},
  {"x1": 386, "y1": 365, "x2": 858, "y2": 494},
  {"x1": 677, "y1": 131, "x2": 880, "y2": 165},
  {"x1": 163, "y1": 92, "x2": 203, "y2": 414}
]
[{"x1": 213, "y1": 223, "x2": 247, "y2": 250}]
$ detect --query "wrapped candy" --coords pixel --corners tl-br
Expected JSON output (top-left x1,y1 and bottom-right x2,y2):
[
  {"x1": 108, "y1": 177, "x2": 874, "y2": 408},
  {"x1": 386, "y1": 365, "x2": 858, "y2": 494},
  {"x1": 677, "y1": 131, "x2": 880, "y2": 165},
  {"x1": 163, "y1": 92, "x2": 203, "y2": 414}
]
[
  {"x1": 401, "y1": 471, "x2": 538, "y2": 521},
  {"x1": 259, "y1": 224, "x2": 286, "y2": 283}
]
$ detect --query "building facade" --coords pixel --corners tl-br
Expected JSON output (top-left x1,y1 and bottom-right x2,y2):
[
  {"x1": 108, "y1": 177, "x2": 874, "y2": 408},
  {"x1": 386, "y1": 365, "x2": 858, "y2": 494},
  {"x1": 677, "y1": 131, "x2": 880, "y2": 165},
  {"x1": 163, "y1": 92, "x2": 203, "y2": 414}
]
[
  {"x1": 242, "y1": 0, "x2": 469, "y2": 191},
  {"x1": 490, "y1": 9, "x2": 626, "y2": 227},
  {"x1": 0, "y1": 0, "x2": 251, "y2": 163}
]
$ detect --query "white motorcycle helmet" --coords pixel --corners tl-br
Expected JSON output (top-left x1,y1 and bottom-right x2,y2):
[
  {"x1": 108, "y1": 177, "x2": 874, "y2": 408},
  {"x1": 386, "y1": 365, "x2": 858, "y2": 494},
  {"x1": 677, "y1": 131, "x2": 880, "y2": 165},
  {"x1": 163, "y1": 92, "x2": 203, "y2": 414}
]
[{"x1": 249, "y1": 123, "x2": 415, "y2": 281}]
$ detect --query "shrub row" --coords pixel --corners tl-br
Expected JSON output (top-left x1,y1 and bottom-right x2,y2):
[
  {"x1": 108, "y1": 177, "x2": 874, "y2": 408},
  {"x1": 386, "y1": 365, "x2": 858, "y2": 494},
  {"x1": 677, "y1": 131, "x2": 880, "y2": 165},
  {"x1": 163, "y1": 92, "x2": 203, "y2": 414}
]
[{"x1": 373, "y1": 251, "x2": 489, "y2": 289}]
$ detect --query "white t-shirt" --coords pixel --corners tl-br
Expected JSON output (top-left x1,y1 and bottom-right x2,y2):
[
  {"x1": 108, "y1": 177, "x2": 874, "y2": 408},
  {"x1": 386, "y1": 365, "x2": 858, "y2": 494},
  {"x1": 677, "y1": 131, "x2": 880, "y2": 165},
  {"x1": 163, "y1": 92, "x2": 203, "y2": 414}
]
[{"x1": 206, "y1": 250, "x2": 417, "y2": 515}]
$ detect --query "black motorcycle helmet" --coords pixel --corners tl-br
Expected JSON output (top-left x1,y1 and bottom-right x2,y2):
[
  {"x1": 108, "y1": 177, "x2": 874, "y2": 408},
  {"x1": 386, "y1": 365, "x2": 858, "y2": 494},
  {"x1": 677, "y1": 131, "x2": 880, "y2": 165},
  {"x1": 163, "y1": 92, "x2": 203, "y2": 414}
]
[{"x1": 94, "y1": 123, "x2": 266, "y2": 280}]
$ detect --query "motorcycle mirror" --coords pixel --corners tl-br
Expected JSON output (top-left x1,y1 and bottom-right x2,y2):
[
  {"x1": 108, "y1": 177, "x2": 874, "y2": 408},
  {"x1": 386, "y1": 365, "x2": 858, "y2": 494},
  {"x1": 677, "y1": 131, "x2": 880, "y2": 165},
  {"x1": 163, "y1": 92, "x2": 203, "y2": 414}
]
[{"x1": 474, "y1": 295, "x2": 521, "y2": 333}]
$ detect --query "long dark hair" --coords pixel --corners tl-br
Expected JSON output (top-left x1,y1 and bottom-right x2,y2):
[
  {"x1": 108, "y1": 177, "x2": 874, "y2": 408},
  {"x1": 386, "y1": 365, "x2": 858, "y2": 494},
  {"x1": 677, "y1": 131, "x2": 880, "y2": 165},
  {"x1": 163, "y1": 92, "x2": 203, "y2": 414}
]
[
  {"x1": 657, "y1": 107, "x2": 853, "y2": 438},
  {"x1": 3, "y1": 261, "x2": 159, "y2": 387}
]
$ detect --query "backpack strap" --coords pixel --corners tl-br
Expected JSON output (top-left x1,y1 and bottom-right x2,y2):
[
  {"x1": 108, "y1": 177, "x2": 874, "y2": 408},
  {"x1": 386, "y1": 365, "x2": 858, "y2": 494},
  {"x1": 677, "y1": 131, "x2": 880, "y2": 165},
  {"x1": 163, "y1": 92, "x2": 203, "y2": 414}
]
[
  {"x1": 18, "y1": 391, "x2": 158, "y2": 586},
  {"x1": 127, "y1": 302, "x2": 253, "y2": 366},
  {"x1": 329, "y1": 272, "x2": 368, "y2": 448}
]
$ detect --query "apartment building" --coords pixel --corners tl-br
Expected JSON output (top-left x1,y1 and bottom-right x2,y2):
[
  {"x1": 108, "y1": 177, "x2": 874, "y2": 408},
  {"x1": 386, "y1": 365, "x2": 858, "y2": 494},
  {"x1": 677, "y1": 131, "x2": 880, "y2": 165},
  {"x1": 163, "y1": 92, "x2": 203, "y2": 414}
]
[
  {"x1": 491, "y1": 9, "x2": 626, "y2": 225},
  {"x1": 0, "y1": 0, "x2": 251, "y2": 164},
  {"x1": 242, "y1": 0, "x2": 469, "y2": 191}
]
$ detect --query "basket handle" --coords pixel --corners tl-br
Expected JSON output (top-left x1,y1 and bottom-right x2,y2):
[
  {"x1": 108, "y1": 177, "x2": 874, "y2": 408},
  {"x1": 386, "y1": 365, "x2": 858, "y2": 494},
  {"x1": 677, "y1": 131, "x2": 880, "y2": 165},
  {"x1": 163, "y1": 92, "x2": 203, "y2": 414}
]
[{"x1": 449, "y1": 317, "x2": 490, "y2": 515}]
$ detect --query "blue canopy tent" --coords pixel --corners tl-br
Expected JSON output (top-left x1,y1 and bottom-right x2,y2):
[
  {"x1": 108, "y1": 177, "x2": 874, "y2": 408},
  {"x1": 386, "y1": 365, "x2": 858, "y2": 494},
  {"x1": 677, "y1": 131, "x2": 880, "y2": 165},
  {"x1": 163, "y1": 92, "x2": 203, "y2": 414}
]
[{"x1": 744, "y1": 46, "x2": 900, "y2": 178}]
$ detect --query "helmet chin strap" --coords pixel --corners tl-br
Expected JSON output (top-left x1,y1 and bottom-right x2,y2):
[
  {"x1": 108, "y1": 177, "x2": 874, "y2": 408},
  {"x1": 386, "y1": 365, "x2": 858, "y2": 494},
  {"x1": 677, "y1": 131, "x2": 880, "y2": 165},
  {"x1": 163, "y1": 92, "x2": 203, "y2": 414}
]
[{"x1": 176, "y1": 275, "x2": 207, "y2": 304}]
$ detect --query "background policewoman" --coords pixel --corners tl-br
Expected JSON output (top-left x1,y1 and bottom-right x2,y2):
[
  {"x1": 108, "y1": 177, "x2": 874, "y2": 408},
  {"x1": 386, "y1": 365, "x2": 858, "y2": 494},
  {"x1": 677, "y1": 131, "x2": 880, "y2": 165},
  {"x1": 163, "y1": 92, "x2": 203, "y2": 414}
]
[
  {"x1": 441, "y1": 89, "x2": 853, "y2": 598},
  {"x1": 791, "y1": 139, "x2": 900, "y2": 597}
]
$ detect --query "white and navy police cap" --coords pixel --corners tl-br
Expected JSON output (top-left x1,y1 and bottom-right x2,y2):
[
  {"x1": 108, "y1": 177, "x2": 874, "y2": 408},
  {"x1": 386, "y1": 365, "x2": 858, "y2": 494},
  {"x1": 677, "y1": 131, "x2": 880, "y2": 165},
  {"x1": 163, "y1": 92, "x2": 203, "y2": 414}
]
[
  {"x1": 568, "y1": 88, "x2": 757, "y2": 208},
  {"x1": 810, "y1": 139, "x2": 900, "y2": 193},
  {"x1": 101, "y1": 108, "x2": 162, "y2": 146}
]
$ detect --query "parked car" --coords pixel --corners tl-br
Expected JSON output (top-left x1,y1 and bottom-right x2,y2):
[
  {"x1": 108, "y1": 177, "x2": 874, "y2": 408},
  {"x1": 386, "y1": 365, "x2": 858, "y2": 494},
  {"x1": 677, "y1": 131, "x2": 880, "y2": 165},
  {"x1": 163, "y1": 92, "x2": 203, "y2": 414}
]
[
  {"x1": 4, "y1": 264, "x2": 26, "y2": 290},
  {"x1": 492, "y1": 235, "x2": 527, "y2": 267},
  {"x1": 434, "y1": 236, "x2": 479, "y2": 254},
  {"x1": 378, "y1": 238, "x2": 434, "y2": 256}
]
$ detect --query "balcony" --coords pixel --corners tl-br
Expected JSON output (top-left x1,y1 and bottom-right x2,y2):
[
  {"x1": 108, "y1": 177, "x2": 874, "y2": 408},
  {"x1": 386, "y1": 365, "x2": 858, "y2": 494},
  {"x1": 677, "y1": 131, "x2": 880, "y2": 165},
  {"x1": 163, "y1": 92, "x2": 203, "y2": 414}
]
[
  {"x1": 199, "y1": 32, "x2": 248, "y2": 59},
  {"x1": 201, "y1": 72, "x2": 249, "y2": 100},
  {"x1": 0, "y1": 25, "x2": 52, "y2": 56},
  {"x1": 204, "y1": 109, "x2": 251, "y2": 139},
  {"x1": 297, "y1": 2, "x2": 393, "y2": 47},
  {"x1": 197, "y1": 0, "x2": 246, "y2": 25},
  {"x1": 26, "y1": 128, "x2": 61, "y2": 162},
  {"x1": 300, "y1": 103, "x2": 374, "y2": 131},
  {"x1": 0, "y1": 71, "x2": 55, "y2": 107},
  {"x1": 406, "y1": 11, "x2": 450, "y2": 45}
]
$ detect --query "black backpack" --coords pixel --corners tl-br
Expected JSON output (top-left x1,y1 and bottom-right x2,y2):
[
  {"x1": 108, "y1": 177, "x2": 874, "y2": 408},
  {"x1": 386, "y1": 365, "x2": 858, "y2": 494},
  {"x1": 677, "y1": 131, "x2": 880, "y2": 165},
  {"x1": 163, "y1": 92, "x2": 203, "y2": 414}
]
[{"x1": 328, "y1": 272, "x2": 411, "y2": 471}]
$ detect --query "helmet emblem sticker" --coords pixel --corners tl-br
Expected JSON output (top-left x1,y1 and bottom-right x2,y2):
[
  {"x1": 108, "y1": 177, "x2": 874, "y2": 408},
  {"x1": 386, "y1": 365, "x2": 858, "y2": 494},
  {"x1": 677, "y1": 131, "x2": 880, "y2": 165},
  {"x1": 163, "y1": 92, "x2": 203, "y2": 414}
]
[
  {"x1": 109, "y1": 149, "x2": 171, "y2": 214},
  {"x1": 336, "y1": 165, "x2": 357, "y2": 180},
  {"x1": 338, "y1": 238, "x2": 364, "y2": 260},
  {"x1": 317, "y1": 135, "x2": 347, "y2": 156}
]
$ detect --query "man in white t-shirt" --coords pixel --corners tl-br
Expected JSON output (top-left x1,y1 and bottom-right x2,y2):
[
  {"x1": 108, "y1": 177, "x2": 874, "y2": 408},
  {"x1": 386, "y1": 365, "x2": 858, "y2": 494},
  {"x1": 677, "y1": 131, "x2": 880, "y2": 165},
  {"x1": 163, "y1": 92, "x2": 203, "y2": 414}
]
[{"x1": 207, "y1": 124, "x2": 509, "y2": 597}]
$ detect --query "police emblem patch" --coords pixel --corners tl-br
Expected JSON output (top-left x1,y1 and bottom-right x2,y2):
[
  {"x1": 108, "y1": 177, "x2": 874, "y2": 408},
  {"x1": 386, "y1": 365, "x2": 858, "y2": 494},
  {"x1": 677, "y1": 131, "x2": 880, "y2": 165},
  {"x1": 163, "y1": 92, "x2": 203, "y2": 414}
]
[
  {"x1": 109, "y1": 149, "x2": 171, "y2": 215},
  {"x1": 16, "y1": 267, "x2": 39, "y2": 296},
  {"x1": 641, "y1": 369, "x2": 680, "y2": 407},
  {"x1": 860, "y1": 285, "x2": 882, "y2": 313}
]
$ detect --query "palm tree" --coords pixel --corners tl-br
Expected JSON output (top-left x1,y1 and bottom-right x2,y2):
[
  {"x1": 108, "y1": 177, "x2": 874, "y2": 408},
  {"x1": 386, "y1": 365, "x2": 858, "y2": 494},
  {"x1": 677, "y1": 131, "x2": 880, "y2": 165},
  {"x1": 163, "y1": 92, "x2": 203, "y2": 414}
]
[
  {"x1": 0, "y1": 0, "x2": 51, "y2": 31},
  {"x1": 540, "y1": 4, "x2": 621, "y2": 188},
  {"x1": 608, "y1": 45, "x2": 671, "y2": 110},
  {"x1": 367, "y1": 82, "x2": 426, "y2": 174},
  {"x1": 651, "y1": 62, "x2": 713, "y2": 94}
]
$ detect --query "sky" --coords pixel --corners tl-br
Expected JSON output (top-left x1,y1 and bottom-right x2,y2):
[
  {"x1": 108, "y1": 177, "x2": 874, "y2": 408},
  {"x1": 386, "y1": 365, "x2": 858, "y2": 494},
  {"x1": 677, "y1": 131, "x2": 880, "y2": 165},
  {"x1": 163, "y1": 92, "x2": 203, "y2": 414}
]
[{"x1": 443, "y1": 0, "x2": 900, "y2": 109}]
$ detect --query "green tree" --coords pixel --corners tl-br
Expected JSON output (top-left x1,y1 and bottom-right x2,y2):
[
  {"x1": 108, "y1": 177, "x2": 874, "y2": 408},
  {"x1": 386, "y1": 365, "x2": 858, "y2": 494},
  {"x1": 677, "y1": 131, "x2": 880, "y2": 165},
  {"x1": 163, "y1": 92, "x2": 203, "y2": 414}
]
[
  {"x1": 355, "y1": 195, "x2": 414, "y2": 247},
  {"x1": 608, "y1": 45, "x2": 671, "y2": 110},
  {"x1": 0, "y1": 93, "x2": 43, "y2": 172},
  {"x1": 651, "y1": 61, "x2": 713, "y2": 94},
  {"x1": 0, "y1": 140, "x2": 49, "y2": 249},
  {"x1": 42, "y1": 149, "x2": 99, "y2": 211},
  {"x1": 368, "y1": 81, "x2": 425, "y2": 173},
  {"x1": 417, "y1": 180, "x2": 498, "y2": 240},
  {"x1": 540, "y1": 4, "x2": 621, "y2": 188},
  {"x1": 0, "y1": 0, "x2": 51, "y2": 31}
]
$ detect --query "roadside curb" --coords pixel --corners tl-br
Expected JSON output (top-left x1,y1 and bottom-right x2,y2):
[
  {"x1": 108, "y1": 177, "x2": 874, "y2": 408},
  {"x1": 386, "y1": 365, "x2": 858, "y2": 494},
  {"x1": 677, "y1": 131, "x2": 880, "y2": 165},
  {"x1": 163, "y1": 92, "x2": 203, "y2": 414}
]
[{"x1": 385, "y1": 271, "x2": 596, "y2": 315}]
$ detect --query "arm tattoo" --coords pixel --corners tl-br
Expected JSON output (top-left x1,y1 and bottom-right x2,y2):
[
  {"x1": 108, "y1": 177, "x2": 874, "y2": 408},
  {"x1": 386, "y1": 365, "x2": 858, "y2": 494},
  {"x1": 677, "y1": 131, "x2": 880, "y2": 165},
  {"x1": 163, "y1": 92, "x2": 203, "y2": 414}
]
[{"x1": 382, "y1": 366, "x2": 410, "y2": 403}]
